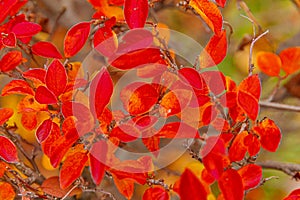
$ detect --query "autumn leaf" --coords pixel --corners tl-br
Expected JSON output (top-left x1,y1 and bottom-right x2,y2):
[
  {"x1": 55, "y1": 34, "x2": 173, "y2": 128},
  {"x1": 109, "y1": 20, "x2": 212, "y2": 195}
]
[
  {"x1": 200, "y1": 30, "x2": 227, "y2": 68},
  {"x1": 31, "y1": 41, "x2": 63, "y2": 59},
  {"x1": 189, "y1": 0, "x2": 223, "y2": 35},
  {"x1": 0, "y1": 182, "x2": 15, "y2": 200},
  {"x1": 218, "y1": 169, "x2": 244, "y2": 200},
  {"x1": 2, "y1": 32, "x2": 16, "y2": 48},
  {"x1": 279, "y1": 47, "x2": 300, "y2": 75},
  {"x1": 228, "y1": 131, "x2": 248, "y2": 162},
  {"x1": 0, "y1": 136, "x2": 18, "y2": 163},
  {"x1": 143, "y1": 186, "x2": 170, "y2": 200},
  {"x1": 124, "y1": 0, "x2": 149, "y2": 29},
  {"x1": 174, "y1": 168, "x2": 207, "y2": 200},
  {"x1": 110, "y1": 123, "x2": 141, "y2": 142},
  {"x1": 237, "y1": 74, "x2": 261, "y2": 120},
  {"x1": 21, "y1": 111, "x2": 37, "y2": 130},
  {"x1": 142, "y1": 130, "x2": 160, "y2": 157},
  {"x1": 60, "y1": 150, "x2": 88, "y2": 189},
  {"x1": 23, "y1": 68, "x2": 46, "y2": 84},
  {"x1": 156, "y1": 122, "x2": 198, "y2": 139},
  {"x1": 1, "y1": 79, "x2": 34, "y2": 96},
  {"x1": 238, "y1": 164, "x2": 262, "y2": 190},
  {"x1": 35, "y1": 119, "x2": 54, "y2": 143},
  {"x1": 35, "y1": 86, "x2": 58, "y2": 104},
  {"x1": 215, "y1": 0, "x2": 227, "y2": 7},
  {"x1": 0, "y1": 0, "x2": 18, "y2": 24},
  {"x1": 284, "y1": 189, "x2": 300, "y2": 200},
  {"x1": 11, "y1": 22, "x2": 42, "y2": 37},
  {"x1": 256, "y1": 51, "x2": 281, "y2": 76},
  {"x1": 113, "y1": 176, "x2": 134, "y2": 200},
  {"x1": 64, "y1": 22, "x2": 91, "y2": 58},
  {"x1": 89, "y1": 67, "x2": 114, "y2": 118},
  {"x1": 0, "y1": 108, "x2": 13, "y2": 126},
  {"x1": 0, "y1": 50, "x2": 23, "y2": 72},
  {"x1": 45, "y1": 59, "x2": 67, "y2": 97}
]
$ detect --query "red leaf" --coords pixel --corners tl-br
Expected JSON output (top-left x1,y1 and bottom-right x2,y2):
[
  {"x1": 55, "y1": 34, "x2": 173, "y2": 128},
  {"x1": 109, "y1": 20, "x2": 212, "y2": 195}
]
[
  {"x1": 23, "y1": 68, "x2": 46, "y2": 83},
  {"x1": 156, "y1": 122, "x2": 198, "y2": 139},
  {"x1": 218, "y1": 169, "x2": 244, "y2": 200},
  {"x1": 64, "y1": 22, "x2": 91, "y2": 58},
  {"x1": 178, "y1": 67, "x2": 208, "y2": 90},
  {"x1": 238, "y1": 164, "x2": 262, "y2": 190},
  {"x1": 12, "y1": 22, "x2": 41, "y2": 37},
  {"x1": 32, "y1": 41, "x2": 63, "y2": 59},
  {"x1": 244, "y1": 134, "x2": 261, "y2": 156},
  {"x1": 120, "y1": 82, "x2": 159, "y2": 115},
  {"x1": 110, "y1": 124, "x2": 141, "y2": 142},
  {"x1": 201, "y1": 71, "x2": 226, "y2": 95},
  {"x1": 89, "y1": 141, "x2": 108, "y2": 185},
  {"x1": 0, "y1": 182, "x2": 16, "y2": 200},
  {"x1": 21, "y1": 111, "x2": 37, "y2": 130},
  {"x1": 113, "y1": 176, "x2": 134, "y2": 200},
  {"x1": 0, "y1": 108, "x2": 13, "y2": 126},
  {"x1": 1, "y1": 80, "x2": 34, "y2": 96},
  {"x1": 252, "y1": 118, "x2": 281, "y2": 152},
  {"x1": 0, "y1": 0, "x2": 18, "y2": 23},
  {"x1": 41, "y1": 121, "x2": 61, "y2": 156},
  {"x1": 215, "y1": 0, "x2": 227, "y2": 7},
  {"x1": 89, "y1": 67, "x2": 113, "y2": 118},
  {"x1": 175, "y1": 168, "x2": 207, "y2": 200},
  {"x1": 284, "y1": 189, "x2": 300, "y2": 200},
  {"x1": 189, "y1": 0, "x2": 223, "y2": 35},
  {"x1": 228, "y1": 131, "x2": 248, "y2": 162},
  {"x1": 256, "y1": 51, "x2": 281, "y2": 76},
  {"x1": 143, "y1": 187, "x2": 170, "y2": 200},
  {"x1": 60, "y1": 151, "x2": 88, "y2": 189},
  {"x1": 2, "y1": 32, "x2": 16, "y2": 48},
  {"x1": 0, "y1": 136, "x2": 18, "y2": 163},
  {"x1": 237, "y1": 74, "x2": 261, "y2": 120},
  {"x1": 279, "y1": 47, "x2": 300, "y2": 75},
  {"x1": 0, "y1": 50, "x2": 22, "y2": 72},
  {"x1": 109, "y1": 48, "x2": 164, "y2": 70},
  {"x1": 124, "y1": 0, "x2": 149, "y2": 29},
  {"x1": 35, "y1": 86, "x2": 58, "y2": 104},
  {"x1": 200, "y1": 30, "x2": 227, "y2": 68},
  {"x1": 46, "y1": 59, "x2": 67, "y2": 97},
  {"x1": 35, "y1": 119, "x2": 53, "y2": 143},
  {"x1": 142, "y1": 131, "x2": 160, "y2": 157}
]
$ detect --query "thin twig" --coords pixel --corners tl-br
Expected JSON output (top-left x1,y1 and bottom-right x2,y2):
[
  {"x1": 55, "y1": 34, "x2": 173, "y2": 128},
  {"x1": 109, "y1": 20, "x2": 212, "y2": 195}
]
[
  {"x1": 246, "y1": 176, "x2": 279, "y2": 194},
  {"x1": 266, "y1": 77, "x2": 282, "y2": 102},
  {"x1": 236, "y1": 0, "x2": 262, "y2": 31},
  {"x1": 259, "y1": 101, "x2": 300, "y2": 112},
  {"x1": 257, "y1": 160, "x2": 300, "y2": 178},
  {"x1": 147, "y1": 178, "x2": 171, "y2": 190}
]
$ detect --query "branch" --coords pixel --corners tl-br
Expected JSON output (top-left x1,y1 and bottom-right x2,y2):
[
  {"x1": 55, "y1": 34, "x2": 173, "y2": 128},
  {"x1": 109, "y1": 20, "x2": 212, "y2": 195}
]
[
  {"x1": 257, "y1": 160, "x2": 300, "y2": 179},
  {"x1": 259, "y1": 101, "x2": 300, "y2": 112}
]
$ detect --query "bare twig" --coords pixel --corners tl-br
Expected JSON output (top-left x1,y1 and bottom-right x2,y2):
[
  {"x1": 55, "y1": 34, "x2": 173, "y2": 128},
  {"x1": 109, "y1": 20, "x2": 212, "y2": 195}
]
[
  {"x1": 259, "y1": 101, "x2": 300, "y2": 112},
  {"x1": 236, "y1": 0, "x2": 262, "y2": 31},
  {"x1": 147, "y1": 178, "x2": 171, "y2": 190},
  {"x1": 257, "y1": 160, "x2": 300, "y2": 178},
  {"x1": 246, "y1": 176, "x2": 279, "y2": 194},
  {"x1": 266, "y1": 77, "x2": 283, "y2": 102}
]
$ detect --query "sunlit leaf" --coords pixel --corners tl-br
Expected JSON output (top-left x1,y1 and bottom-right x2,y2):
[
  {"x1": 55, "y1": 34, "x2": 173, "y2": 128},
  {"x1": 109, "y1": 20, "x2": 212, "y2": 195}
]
[
  {"x1": 218, "y1": 169, "x2": 244, "y2": 200},
  {"x1": 142, "y1": 130, "x2": 160, "y2": 157},
  {"x1": 256, "y1": 51, "x2": 281, "y2": 76},
  {"x1": 60, "y1": 151, "x2": 88, "y2": 189},
  {"x1": 32, "y1": 41, "x2": 63, "y2": 59},
  {"x1": 35, "y1": 119, "x2": 53, "y2": 143},
  {"x1": 238, "y1": 164, "x2": 262, "y2": 190},
  {"x1": 64, "y1": 22, "x2": 91, "y2": 58},
  {"x1": 124, "y1": 0, "x2": 149, "y2": 29},
  {"x1": 23, "y1": 68, "x2": 46, "y2": 84},
  {"x1": 113, "y1": 176, "x2": 134, "y2": 200},
  {"x1": 2, "y1": 32, "x2": 16, "y2": 48},
  {"x1": 237, "y1": 74, "x2": 261, "y2": 120},
  {"x1": 89, "y1": 67, "x2": 113, "y2": 118},
  {"x1": 110, "y1": 123, "x2": 141, "y2": 142},
  {"x1": 0, "y1": 108, "x2": 13, "y2": 126},
  {"x1": 35, "y1": 86, "x2": 57, "y2": 104},
  {"x1": 279, "y1": 47, "x2": 300, "y2": 75},
  {"x1": 252, "y1": 118, "x2": 281, "y2": 152},
  {"x1": 156, "y1": 122, "x2": 198, "y2": 138},
  {"x1": 215, "y1": 0, "x2": 227, "y2": 7},
  {"x1": 11, "y1": 22, "x2": 41, "y2": 38},
  {"x1": 200, "y1": 30, "x2": 227, "y2": 68},
  {"x1": 228, "y1": 131, "x2": 248, "y2": 162},
  {"x1": 189, "y1": 0, "x2": 223, "y2": 35},
  {"x1": 1, "y1": 80, "x2": 34, "y2": 96},
  {"x1": 143, "y1": 186, "x2": 170, "y2": 200},
  {"x1": 0, "y1": 136, "x2": 18, "y2": 163},
  {"x1": 0, "y1": 0, "x2": 18, "y2": 24},
  {"x1": 0, "y1": 50, "x2": 22, "y2": 72},
  {"x1": 46, "y1": 59, "x2": 67, "y2": 97},
  {"x1": 0, "y1": 182, "x2": 15, "y2": 200},
  {"x1": 21, "y1": 111, "x2": 37, "y2": 130}
]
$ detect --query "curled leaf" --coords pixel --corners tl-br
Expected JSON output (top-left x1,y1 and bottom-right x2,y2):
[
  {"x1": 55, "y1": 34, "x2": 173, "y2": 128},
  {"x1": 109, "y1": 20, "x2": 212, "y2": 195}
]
[{"x1": 0, "y1": 136, "x2": 18, "y2": 163}]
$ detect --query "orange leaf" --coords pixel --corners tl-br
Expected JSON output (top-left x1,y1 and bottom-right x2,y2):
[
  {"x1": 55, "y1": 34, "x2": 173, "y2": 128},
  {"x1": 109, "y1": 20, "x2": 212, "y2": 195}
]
[
  {"x1": 41, "y1": 121, "x2": 61, "y2": 156},
  {"x1": 41, "y1": 176, "x2": 81, "y2": 198},
  {"x1": 174, "y1": 168, "x2": 207, "y2": 200},
  {"x1": 228, "y1": 131, "x2": 248, "y2": 162},
  {"x1": 143, "y1": 186, "x2": 170, "y2": 200},
  {"x1": 124, "y1": 0, "x2": 149, "y2": 29},
  {"x1": 142, "y1": 133, "x2": 160, "y2": 157},
  {"x1": 120, "y1": 82, "x2": 159, "y2": 115},
  {"x1": 23, "y1": 68, "x2": 46, "y2": 84},
  {"x1": 60, "y1": 148, "x2": 88, "y2": 189},
  {"x1": 156, "y1": 122, "x2": 198, "y2": 138},
  {"x1": 218, "y1": 169, "x2": 244, "y2": 200},
  {"x1": 110, "y1": 123, "x2": 141, "y2": 142},
  {"x1": 113, "y1": 176, "x2": 134, "y2": 200},
  {"x1": 0, "y1": 108, "x2": 13, "y2": 126},
  {"x1": 1, "y1": 79, "x2": 34, "y2": 96},
  {"x1": 0, "y1": 182, "x2": 15, "y2": 200},
  {"x1": 237, "y1": 74, "x2": 261, "y2": 120},
  {"x1": 46, "y1": 59, "x2": 67, "y2": 97},
  {"x1": 189, "y1": 0, "x2": 223, "y2": 35},
  {"x1": 201, "y1": 30, "x2": 227, "y2": 68},
  {"x1": 21, "y1": 111, "x2": 37, "y2": 130},
  {"x1": 256, "y1": 51, "x2": 281, "y2": 76},
  {"x1": 0, "y1": 136, "x2": 18, "y2": 163},
  {"x1": 238, "y1": 164, "x2": 262, "y2": 190},
  {"x1": 35, "y1": 85, "x2": 58, "y2": 104},
  {"x1": 64, "y1": 22, "x2": 91, "y2": 58},
  {"x1": 89, "y1": 140, "x2": 108, "y2": 185},
  {"x1": 0, "y1": 50, "x2": 22, "y2": 72},
  {"x1": 279, "y1": 47, "x2": 300, "y2": 75},
  {"x1": 11, "y1": 22, "x2": 41, "y2": 38},
  {"x1": 252, "y1": 118, "x2": 281, "y2": 152},
  {"x1": 31, "y1": 41, "x2": 63, "y2": 59},
  {"x1": 0, "y1": 162, "x2": 7, "y2": 178}
]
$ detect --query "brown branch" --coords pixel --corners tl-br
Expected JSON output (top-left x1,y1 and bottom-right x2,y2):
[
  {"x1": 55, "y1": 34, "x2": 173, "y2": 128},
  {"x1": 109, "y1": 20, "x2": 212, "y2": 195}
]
[
  {"x1": 236, "y1": 0, "x2": 262, "y2": 31},
  {"x1": 257, "y1": 160, "x2": 300, "y2": 179},
  {"x1": 259, "y1": 101, "x2": 300, "y2": 112},
  {"x1": 147, "y1": 178, "x2": 171, "y2": 190}
]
